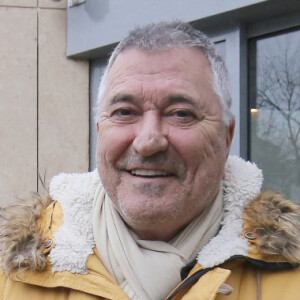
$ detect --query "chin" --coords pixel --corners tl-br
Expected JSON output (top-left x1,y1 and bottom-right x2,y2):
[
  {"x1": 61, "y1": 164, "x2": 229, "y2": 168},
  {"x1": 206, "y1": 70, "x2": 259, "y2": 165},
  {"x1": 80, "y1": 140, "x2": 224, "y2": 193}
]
[
  {"x1": 115, "y1": 194, "x2": 187, "y2": 228},
  {"x1": 118, "y1": 201, "x2": 165, "y2": 223}
]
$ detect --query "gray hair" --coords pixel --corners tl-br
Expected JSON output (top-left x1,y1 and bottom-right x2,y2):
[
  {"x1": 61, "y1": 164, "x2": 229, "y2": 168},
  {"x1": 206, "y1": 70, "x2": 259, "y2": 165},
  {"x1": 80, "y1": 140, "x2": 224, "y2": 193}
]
[{"x1": 96, "y1": 21, "x2": 234, "y2": 125}]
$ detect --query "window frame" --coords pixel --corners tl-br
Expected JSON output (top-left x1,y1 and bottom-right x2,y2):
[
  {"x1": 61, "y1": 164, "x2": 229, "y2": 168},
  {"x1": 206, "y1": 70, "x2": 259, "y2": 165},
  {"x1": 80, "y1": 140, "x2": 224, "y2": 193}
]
[
  {"x1": 245, "y1": 11, "x2": 300, "y2": 160},
  {"x1": 88, "y1": 13, "x2": 300, "y2": 171}
]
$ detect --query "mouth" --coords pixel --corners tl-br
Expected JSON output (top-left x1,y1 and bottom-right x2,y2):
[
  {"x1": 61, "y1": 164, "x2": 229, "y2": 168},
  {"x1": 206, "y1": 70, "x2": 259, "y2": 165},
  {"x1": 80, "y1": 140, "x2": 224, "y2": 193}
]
[{"x1": 128, "y1": 169, "x2": 173, "y2": 178}]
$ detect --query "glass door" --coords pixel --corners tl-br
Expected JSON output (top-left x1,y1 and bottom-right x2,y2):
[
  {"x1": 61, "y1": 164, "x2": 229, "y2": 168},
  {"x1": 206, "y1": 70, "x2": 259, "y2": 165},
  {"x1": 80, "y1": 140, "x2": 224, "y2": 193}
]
[{"x1": 248, "y1": 28, "x2": 300, "y2": 201}]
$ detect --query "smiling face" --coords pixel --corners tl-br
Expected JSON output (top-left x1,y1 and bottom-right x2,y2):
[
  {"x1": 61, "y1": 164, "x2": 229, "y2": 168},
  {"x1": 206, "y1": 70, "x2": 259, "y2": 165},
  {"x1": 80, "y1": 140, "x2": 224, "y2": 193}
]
[{"x1": 96, "y1": 47, "x2": 234, "y2": 240}]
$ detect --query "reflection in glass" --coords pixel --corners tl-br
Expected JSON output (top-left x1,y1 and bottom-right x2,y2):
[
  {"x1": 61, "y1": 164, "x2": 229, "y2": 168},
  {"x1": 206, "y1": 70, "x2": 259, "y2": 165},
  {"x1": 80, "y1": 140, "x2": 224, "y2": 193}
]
[{"x1": 249, "y1": 29, "x2": 300, "y2": 201}]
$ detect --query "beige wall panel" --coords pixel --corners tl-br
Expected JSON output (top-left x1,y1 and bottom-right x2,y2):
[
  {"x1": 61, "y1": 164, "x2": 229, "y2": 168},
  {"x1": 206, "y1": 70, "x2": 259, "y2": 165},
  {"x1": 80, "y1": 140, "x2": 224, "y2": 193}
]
[
  {"x1": 0, "y1": 0, "x2": 37, "y2": 7},
  {"x1": 38, "y1": 8, "x2": 89, "y2": 188},
  {"x1": 38, "y1": 0, "x2": 67, "y2": 9},
  {"x1": 0, "y1": 7, "x2": 37, "y2": 206}
]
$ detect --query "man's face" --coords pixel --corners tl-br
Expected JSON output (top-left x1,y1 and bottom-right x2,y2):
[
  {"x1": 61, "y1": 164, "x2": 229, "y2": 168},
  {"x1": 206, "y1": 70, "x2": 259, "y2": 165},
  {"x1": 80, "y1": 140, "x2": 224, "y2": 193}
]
[{"x1": 97, "y1": 47, "x2": 234, "y2": 240}]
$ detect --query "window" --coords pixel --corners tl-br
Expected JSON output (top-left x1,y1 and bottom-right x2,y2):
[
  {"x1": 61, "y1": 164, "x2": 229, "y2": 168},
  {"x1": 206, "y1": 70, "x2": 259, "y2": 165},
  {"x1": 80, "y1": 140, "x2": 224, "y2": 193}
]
[
  {"x1": 89, "y1": 58, "x2": 107, "y2": 170},
  {"x1": 214, "y1": 40, "x2": 226, "y2": 59},
  {"x1": 248, "y1": 28, "x2": 300, "y2": 200}
]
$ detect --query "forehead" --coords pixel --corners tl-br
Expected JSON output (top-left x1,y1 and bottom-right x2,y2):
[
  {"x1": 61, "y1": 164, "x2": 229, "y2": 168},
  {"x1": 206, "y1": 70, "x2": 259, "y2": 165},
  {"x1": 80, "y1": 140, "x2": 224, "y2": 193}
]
[{"x1": 103, "y1": 47, "x2": 215, "y2": 106}]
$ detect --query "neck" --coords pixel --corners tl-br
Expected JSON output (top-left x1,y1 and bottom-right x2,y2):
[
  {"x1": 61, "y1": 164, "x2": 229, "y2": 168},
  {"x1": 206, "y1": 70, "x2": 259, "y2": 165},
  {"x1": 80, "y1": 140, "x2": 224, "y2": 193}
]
[
  {"x1": 122, "y1": 191, "x2": 222, "y2": 242},
  {"x1": 131, "y1": 224, "x2": 186, "y2": 241}
]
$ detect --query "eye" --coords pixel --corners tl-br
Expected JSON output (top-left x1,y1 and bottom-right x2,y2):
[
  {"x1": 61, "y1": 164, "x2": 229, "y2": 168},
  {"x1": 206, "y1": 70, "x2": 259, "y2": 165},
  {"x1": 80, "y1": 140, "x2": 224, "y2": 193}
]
[
  {"x1": 173, "y1": 110, "x2": 196, "y2": 119},
  {"x1": 110, "y1": 107, "x2": 139, "y2": 123},
  {"x1": 114, "y1": 108, "x2": 135, "y2": 117},
  {"x1": 166, "y1": 109, "x2": 200, "y2": 126}
]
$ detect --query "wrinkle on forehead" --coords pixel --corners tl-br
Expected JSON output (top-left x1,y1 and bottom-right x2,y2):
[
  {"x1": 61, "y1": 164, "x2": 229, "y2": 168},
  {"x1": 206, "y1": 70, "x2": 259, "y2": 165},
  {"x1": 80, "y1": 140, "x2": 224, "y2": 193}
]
[
  {"x1": 105, "y1": 47, "x2": 212, "y2": 87},
  {"x1": 102, "y1": 47, "x2": 221, "y2": 115}
]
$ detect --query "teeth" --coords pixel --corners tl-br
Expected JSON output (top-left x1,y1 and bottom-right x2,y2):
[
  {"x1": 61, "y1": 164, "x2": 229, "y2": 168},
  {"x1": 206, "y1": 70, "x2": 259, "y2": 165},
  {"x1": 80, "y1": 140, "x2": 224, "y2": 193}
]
[{"x1": 131, "y1": 169, "x2": 169, "y2": 176}]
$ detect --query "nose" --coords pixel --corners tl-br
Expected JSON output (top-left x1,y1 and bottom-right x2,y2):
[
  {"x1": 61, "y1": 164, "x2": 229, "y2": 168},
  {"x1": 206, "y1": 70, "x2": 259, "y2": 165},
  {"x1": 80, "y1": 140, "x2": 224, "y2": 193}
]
[{"x1": 133, "y1": 112, "x2": 168, "y2": 157}]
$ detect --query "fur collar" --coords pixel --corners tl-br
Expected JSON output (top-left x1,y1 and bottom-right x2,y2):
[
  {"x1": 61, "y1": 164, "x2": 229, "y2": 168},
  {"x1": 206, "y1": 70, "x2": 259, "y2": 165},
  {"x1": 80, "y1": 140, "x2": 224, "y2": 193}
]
[
  {"x1": 1, "y1": 156, "x2": 299, "y2": 275},
  {"x1": 0, "y1": 193, "x2": 52, "y2": 275}
]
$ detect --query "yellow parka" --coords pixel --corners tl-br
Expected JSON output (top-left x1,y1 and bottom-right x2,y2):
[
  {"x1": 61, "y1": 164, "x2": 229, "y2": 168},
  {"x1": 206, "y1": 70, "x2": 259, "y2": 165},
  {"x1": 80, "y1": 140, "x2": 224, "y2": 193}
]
[{"x1": 1, "y1": 157, "x2": 300, "y2": 300}]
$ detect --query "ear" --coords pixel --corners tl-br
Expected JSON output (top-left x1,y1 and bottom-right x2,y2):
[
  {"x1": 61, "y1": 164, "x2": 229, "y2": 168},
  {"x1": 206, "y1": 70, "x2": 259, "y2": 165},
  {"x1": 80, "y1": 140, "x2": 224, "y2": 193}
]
[
  {"x1": 226, "y1": 119, "x2": 235, "y2": 155},
  {"x1": 96, "y1": 122, "x2": 99, "y2": 134}
]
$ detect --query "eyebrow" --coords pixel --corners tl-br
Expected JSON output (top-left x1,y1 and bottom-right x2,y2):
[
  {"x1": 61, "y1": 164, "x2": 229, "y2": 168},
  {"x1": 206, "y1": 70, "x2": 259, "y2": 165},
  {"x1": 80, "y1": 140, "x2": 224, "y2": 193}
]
[
  {"x1": 108, "y1": 93, "x2": 203, "y2": 110},
  {"x1": 108, "y1": 94, "x2": 136, "y2": 106},
  {"x1": 165, "y1": 95, "x2": 202, "y2": 110}
]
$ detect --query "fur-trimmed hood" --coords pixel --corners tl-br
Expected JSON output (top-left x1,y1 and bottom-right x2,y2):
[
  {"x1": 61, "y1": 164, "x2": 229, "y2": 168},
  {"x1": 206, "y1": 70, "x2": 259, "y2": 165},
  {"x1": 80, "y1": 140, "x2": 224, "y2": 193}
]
[
  {"x1": 1, "y1": 156, "x2": 300, "y2": 276},
  {"x1": 0, "y1": 193, "x2": 52, "y2": 275}
]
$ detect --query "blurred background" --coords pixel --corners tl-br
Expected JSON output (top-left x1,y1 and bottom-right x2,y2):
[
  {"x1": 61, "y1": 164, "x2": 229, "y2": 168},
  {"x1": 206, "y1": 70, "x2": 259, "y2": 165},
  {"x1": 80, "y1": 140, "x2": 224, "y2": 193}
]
[{"x1": 1, "y1": 0, "x2": 299, "y2": 206}]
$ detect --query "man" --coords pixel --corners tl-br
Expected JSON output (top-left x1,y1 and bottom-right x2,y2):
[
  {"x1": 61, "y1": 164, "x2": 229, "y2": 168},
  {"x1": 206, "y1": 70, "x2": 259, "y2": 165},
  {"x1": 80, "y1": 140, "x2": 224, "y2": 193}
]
[{"x1": 1, "y1": 21, "x2": 300, "y2": 300}]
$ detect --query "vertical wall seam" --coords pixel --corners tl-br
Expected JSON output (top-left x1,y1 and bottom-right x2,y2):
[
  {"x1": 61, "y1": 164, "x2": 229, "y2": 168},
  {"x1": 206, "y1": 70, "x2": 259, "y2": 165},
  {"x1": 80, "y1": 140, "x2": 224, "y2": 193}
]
[{"x1": 36, "y1": 2, "x2": 39, "y2": 193}]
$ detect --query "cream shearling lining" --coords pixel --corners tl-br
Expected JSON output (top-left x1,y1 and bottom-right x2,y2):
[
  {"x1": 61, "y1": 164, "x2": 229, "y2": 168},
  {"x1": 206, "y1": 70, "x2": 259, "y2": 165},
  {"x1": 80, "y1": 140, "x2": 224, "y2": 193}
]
[
  {"x1": 48, "y1": 156, "x2": 262, "y2": 273},
  {"x1": 2, "y1": 156, "x2": 300, "y2": 277},
  {"x1": 49, "y1": 170, "x2": 99, "y2": 273},
  {"x1": 197, "y1": 156, "x2": 263, "y2": 267}
]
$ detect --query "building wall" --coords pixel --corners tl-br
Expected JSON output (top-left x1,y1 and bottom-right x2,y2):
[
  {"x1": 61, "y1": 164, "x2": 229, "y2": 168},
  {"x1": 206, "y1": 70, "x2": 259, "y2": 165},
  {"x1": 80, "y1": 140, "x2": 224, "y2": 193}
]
[
  {"x1": 67, "y1": 0, "x2": 300, "y2": 202},
  {"x1": 0, "y1": 0, "x2": 89, "y2": 206},
  {"x1": 66, "y1": 0, "x2": 267, "y2": 58}
]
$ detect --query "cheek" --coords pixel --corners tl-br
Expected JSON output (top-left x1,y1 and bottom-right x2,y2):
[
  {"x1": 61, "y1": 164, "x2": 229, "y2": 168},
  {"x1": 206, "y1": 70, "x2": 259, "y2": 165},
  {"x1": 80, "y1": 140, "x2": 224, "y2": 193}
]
[
  {"x1": 167, "y1": 125, "x2": 211, "y2": 161},
  {"x1": 167, "y1": 123, "x2": 227, "y2": 172},
  {"x1": 97, "y1": 123, "x2": 135, "y2": 166}
]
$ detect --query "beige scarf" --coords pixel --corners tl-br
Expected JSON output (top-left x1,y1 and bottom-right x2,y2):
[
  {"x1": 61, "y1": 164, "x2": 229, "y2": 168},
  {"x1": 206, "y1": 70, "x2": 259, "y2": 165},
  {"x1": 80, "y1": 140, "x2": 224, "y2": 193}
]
[{"x1": 93, "y1": 185, "x2": 223, "y2": 300}]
